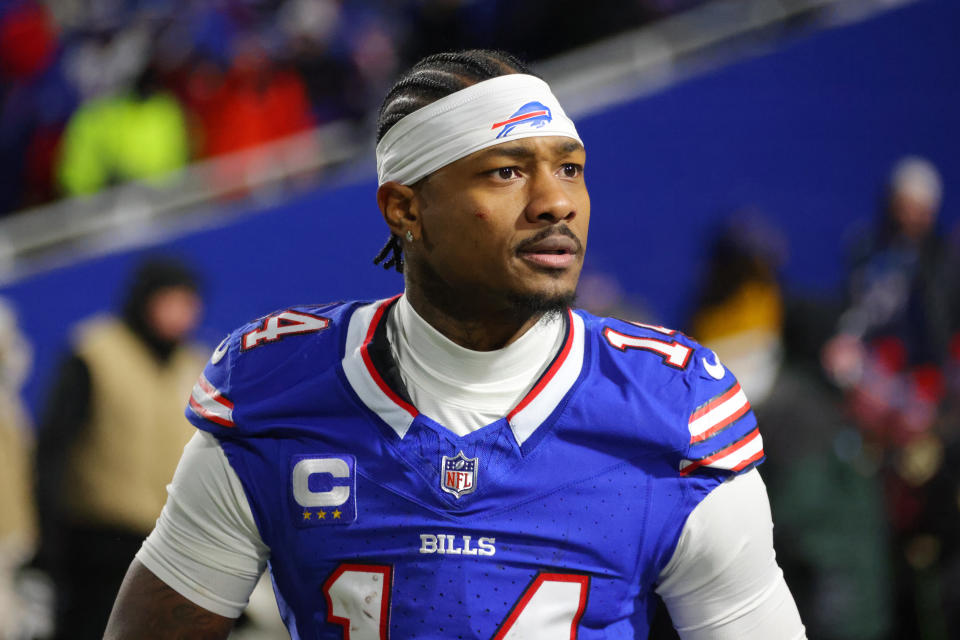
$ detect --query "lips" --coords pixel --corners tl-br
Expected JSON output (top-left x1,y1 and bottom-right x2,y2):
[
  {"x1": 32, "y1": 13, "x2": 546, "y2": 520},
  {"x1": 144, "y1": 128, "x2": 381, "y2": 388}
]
[{"x1": 517, "y1": 232, "x2": 581, "y2": 269}]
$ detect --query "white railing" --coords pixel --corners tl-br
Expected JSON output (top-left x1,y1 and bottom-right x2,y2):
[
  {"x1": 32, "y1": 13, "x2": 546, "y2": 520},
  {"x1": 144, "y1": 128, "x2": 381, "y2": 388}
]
[
  {"x1": 0, "y1": 121, "x2": 363, "y2": 282},
  {"x1": 0, "y1": 0, "x2": 908, "y2": 284}
]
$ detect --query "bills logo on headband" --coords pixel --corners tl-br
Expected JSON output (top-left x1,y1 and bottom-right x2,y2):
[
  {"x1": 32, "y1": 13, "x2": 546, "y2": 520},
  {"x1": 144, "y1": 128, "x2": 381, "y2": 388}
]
[
  {"x1": 491, "y1": 101, "x2": 553, "y2": 139},
  {"x1": 441, "y1": 451, "x2": 478, "y2": 498}
]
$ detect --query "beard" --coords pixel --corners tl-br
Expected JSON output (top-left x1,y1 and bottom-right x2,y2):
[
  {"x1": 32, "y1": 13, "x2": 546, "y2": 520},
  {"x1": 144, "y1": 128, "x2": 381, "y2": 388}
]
[
  {"x1": 504, "y1": 289, "x2": 576, "y2": 322},
  {"x1": 411, "y1": 257, "x2": 577, "y2": 325}
]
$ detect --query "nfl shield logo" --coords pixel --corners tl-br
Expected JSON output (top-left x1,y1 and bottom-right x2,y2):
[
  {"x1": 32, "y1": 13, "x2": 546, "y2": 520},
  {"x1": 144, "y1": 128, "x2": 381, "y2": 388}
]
[{"x1": 441, "y1": 451, "x2": 478, "y2": 499}]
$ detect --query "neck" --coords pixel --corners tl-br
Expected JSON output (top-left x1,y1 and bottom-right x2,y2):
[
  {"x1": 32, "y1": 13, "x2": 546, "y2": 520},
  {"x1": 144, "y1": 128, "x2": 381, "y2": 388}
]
[{"x1": 404, "y1": 286, "x2": 544, "y2": 351}]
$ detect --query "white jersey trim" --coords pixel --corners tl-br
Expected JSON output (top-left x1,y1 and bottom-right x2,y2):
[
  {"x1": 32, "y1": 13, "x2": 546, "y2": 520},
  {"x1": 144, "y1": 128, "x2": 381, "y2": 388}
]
[
  {"x1": 342, "y1": 296, "x2": 418, "y2": 439},
  {"x1": 507, "y1": 310, "x2": 585, "y2": 446},
  {"x1": 342, "y1": 297, "x2": 586, "y2": 447},
  {"x1": 387, "y1": 294, "x2": 565, "y2": 437}
]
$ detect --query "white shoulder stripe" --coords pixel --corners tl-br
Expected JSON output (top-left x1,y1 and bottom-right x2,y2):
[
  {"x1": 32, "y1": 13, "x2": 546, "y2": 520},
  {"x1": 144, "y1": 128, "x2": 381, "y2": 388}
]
[
  {"x1": 680, "y1": 428, "x2": 764, "y2": 476},
  {"x1": 688, "y1": 383, "x2": 750, "y2": 443},
  {"x1": 189, "y1": 374, "x2": 235, "y2": 428}
]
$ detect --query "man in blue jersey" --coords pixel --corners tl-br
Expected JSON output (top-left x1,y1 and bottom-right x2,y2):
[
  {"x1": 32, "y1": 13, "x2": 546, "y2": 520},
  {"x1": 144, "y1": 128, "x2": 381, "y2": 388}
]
[{"x1": 105, "y1": 50, "x2": 806, "y2": 639}]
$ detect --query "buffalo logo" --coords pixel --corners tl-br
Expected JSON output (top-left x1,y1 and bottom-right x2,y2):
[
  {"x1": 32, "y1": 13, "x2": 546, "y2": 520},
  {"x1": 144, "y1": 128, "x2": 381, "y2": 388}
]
[
  {"x1": 491, "y1": 101, "x2": 553, "y2": 139},
  {"x1": 441, "y1": 451, "x2": 478, "y2": 499}
]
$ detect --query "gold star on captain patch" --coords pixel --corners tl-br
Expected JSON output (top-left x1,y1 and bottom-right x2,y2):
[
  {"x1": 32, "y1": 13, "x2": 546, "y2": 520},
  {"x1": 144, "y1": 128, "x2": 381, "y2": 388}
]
[
  {"x1": 333, "y1": 509, "x2": 342, "y2": 519},
  {"x1": 316, "y1": 510, "x2": 326, "y2": 519},
  {"x1": 302, "y1": 511, "x2": 311, "y2": 520}
]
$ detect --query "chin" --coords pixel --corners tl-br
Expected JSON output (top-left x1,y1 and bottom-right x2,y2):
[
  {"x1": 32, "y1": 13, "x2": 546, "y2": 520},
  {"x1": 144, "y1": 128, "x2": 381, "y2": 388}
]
[{"x1": 505, "y1": 288, "x2": 577, "y2": 319}]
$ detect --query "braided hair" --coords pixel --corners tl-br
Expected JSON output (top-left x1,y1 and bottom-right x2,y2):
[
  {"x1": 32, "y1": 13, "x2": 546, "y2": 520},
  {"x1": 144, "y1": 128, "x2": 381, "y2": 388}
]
[{"x1": 373, "y1": 50, "x2": 535, "y2": 273}]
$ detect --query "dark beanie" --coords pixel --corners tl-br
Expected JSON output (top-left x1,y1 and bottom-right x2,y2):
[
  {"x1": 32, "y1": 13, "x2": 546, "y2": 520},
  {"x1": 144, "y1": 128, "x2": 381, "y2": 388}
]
[{"x1": 121, "y1": 257, "x2": 201, "y2": 360}]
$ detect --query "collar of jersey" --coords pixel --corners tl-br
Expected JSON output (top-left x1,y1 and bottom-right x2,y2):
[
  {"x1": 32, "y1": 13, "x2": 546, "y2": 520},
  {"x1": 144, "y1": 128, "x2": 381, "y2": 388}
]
[{"x1": 341, "y1": 295, "x2": 586, "y2": 446}]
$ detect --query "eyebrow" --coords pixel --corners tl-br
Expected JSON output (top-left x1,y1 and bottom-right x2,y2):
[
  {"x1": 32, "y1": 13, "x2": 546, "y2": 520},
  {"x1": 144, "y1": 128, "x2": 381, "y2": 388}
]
[
  {"x1": 556, "y1": 139, "x2": 585, "y2": 155},
  {"x1": 479, "y1": 139, "x2": 585, "y2": 161}
]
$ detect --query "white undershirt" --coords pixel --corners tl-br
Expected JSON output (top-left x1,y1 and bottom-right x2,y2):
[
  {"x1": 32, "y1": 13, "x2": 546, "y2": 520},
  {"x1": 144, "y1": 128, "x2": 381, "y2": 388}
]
[
  {"x1": 138, "y1": 298, "x2": 806, "y2": 637},
  {"x1": 388, "y1": 295, "x2": 564, "y2": 434}
]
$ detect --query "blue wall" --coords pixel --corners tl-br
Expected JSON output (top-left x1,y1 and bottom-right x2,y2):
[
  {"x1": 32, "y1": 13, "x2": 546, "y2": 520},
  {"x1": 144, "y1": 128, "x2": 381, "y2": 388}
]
[
  {"x1": 4, "y1": 0, "x2": 958, "y2": 420},
  {"x1": 581, "y1": 0, "x2": 959, "y2": 318}
]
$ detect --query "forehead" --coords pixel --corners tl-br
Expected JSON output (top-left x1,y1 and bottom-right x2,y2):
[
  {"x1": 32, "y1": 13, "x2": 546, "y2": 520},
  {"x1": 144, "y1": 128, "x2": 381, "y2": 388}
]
[{"x1": 467, "y1": 136, "x2": 585, "y2": 163}]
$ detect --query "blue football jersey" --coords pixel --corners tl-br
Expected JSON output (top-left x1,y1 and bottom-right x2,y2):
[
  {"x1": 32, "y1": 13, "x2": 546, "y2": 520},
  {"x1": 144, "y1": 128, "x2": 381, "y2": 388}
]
[{"x1": 186, "y1": 296, "x2": 764, "y2": 639}]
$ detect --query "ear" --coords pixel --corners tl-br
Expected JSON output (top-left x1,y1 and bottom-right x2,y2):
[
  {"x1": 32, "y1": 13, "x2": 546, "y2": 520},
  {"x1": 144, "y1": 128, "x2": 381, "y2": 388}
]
[{"x1": 377, "y1": 182, "x2": 420, "y2": 238}]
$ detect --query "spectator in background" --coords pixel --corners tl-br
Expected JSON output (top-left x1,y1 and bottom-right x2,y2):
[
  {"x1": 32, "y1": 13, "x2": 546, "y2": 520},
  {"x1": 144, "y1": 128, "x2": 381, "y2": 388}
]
[
  {"x1": 179, "y1": 33, "x2": 319, "y2": 195},
  {"x1": 56, "y1": 63, "x2": 190, "y2": 197},
  {"x1": 279, "y1": 0, "x2": 368, "y2": 123},
  {"x1": 0, "y1": 298, "x2": 40, "y2": 638},
  {"x1": 61, "y1": 17, "x2": 151, "y2": 104},
  {"x1": 688, "y1": 212, "x2": 894, "y2": 640},
  {"x1": 822, "y1": 156, "x2": 960, "y2": 638},
  {"x1": 0, "y1": 0, "x2": 76, "y2": 215},
  {"x1": 34, "y1": 257, "x2": 207, "y2": 639},
  {"x1": 187, "y1": 35, "x2": 315, "y2": 160},
  {"x1": 824, "y1": 156, "x2": 955, "y2": 393},
  {"x1": 688, "y1": 211, "x2": 786, "y2": 402}
]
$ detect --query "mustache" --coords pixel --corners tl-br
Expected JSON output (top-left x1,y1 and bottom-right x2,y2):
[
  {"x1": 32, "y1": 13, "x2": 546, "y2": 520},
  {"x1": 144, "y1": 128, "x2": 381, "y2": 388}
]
[{"x1": 514, "y1": 225, "x2": 583, "y2": 253}]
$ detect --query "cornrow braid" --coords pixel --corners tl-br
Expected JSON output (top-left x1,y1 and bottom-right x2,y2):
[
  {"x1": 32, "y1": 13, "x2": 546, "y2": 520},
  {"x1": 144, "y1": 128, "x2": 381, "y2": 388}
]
[
  {"x1": 373, "y1": 235, "x2": 404, "y2": 272},
  {"x1": 373, "y1": 50, "x2": 535, "y2": 273}
]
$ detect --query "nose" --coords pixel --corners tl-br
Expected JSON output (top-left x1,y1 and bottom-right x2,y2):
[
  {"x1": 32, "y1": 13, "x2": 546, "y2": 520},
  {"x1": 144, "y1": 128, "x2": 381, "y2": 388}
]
[{"x1": 525, "y1": 171, "x2": 577, "y2": 224}]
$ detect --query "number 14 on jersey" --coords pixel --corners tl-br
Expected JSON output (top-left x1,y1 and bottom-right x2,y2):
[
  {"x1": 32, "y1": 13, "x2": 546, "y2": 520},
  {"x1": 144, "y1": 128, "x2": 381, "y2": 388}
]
[{"x1": 323, "y1": 565, "x2": 589, "y2": 639}]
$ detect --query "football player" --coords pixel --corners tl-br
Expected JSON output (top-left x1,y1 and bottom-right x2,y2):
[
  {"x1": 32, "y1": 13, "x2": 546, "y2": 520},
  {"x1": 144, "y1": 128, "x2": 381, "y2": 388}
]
[{"x1": 105, "y1": 50, "x2": 806, "y2": 639}]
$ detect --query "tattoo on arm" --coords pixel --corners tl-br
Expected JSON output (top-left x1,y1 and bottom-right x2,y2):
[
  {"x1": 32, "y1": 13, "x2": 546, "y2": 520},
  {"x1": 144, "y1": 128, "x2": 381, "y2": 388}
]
[{"x1": 104, "y1": 559, "x2": 236, "y2": 640}]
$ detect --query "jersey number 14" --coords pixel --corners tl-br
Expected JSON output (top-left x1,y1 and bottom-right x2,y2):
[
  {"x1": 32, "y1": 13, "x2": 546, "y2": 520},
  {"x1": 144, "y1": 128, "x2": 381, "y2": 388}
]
[{"x1": 323, "y1": 564, "x2": 589, "y2": 639}]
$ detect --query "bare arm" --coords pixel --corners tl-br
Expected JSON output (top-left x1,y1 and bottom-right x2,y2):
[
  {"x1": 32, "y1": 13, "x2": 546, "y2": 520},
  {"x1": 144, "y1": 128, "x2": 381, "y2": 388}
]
[{"x1": 104, "y1": 559, "x2": 236, "y2": 640}]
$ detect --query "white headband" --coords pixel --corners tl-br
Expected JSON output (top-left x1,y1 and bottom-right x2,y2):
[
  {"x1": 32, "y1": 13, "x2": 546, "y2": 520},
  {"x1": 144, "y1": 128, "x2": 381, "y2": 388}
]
[{"x1": 376, "y1": 74, "x2": 582, "y2": 186}]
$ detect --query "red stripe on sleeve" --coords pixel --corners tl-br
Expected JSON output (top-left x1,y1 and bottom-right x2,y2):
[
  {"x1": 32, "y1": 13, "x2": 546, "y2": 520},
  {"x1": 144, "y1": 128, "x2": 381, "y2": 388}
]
[
  {"x1": 689, "y1": 400, "x2": 751, "y2": 444},
  {"x1": 680, "y1": 427, "x2": 761, "y2": 476},
  {"x1": 189, "y1": 395, "x2": 236, "y2": 428},
  {"x1": 688, "y1": 382, "x2": 740, "y2": 424}
]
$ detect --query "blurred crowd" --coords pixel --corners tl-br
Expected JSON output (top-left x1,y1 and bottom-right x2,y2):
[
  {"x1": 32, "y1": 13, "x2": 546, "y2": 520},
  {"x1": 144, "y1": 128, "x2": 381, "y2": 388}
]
[
  {"x1": 0, "y1": 0, "x2": 706, "y2": 217},
  {"x1": 661, "y1": 156, "x2": 959, "y2": 640}
]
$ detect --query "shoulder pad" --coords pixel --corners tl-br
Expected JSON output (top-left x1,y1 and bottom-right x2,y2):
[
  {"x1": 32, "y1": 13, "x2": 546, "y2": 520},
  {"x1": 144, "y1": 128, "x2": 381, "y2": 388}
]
[
  {"x1": 594, "y1": 315, "x2": 764, "y2": 477},
  {"x1": 680, "y1": 342, "x2": 764, "y2": 477},
  {"x1": 600, "y1": 318, "x2": 698, "y2": 370},
  {"x1": 185, "y1": 301, "x2": 354, "y2": 433}
]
